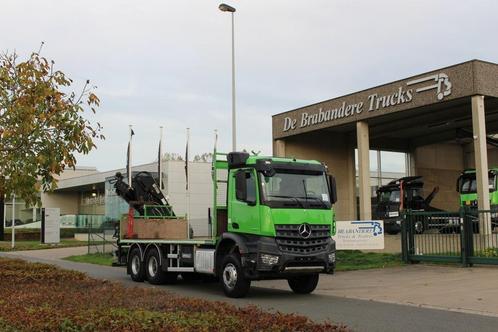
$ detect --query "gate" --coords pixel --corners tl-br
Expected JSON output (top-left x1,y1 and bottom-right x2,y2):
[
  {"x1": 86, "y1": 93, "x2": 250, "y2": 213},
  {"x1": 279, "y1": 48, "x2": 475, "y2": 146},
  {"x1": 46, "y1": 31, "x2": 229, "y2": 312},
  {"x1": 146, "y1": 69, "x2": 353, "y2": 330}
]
[
  {"x1": 402, "y1": 208, "x2": 498, "y2": 266},
  {"x1": 87, "y1": 220, "x2": 119, "y2": 254}
]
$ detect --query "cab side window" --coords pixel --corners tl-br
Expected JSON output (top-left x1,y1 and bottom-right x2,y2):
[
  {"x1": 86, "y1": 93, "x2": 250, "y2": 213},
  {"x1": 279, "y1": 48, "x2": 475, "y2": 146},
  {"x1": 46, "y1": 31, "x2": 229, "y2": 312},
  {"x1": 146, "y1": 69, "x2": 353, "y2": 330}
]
[
  {"x1": 235, "y1": 170, "x2": 257, "y2": 204},
  {"x1": 246, "y1": 172, "x2": 256, "y2": 202}
]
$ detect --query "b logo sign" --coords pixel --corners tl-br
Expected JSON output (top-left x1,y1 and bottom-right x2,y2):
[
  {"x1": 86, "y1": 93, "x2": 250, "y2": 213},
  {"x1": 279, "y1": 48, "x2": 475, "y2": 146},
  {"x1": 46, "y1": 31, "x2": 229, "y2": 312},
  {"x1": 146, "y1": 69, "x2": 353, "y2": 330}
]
[{"x1": 407, "y1": 73, "x2": 452, "y2": 101}]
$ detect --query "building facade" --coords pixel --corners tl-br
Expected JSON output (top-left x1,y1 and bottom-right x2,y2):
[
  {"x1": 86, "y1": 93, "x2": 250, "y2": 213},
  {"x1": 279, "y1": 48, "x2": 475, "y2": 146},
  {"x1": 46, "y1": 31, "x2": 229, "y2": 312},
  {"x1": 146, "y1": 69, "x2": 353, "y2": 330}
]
[{"x1": 272, "y1": 60, "x2": 498, "y2": 222}]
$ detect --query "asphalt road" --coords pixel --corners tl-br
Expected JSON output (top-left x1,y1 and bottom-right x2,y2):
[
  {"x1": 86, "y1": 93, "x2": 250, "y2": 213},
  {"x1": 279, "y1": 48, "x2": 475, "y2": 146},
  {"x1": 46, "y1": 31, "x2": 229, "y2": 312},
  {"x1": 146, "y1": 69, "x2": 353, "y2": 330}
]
[{"x1": 1, "y1": 251, "x2": 498, "y2": 332}]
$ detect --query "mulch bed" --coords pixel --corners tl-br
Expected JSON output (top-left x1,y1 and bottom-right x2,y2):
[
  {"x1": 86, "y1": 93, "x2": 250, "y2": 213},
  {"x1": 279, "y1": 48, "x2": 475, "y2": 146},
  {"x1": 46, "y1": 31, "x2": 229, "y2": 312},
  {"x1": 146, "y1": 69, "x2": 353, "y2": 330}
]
[{"x1": 0, "y1": 258, "x2": 348, "y2": 331}]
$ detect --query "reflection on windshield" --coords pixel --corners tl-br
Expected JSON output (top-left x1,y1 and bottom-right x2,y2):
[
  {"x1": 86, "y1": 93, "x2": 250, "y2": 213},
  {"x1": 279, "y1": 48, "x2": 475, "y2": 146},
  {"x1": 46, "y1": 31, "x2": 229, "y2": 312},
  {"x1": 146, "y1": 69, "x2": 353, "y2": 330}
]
[
  {"x1": 379, "y1": 188, "x2": 424, "y2": 203},
  {"x1": 461, "y1": 174, "x2": 496, "y2": 193},
  {"x1": 259, "y1": 171, "x2": 330, "y2": 208}
]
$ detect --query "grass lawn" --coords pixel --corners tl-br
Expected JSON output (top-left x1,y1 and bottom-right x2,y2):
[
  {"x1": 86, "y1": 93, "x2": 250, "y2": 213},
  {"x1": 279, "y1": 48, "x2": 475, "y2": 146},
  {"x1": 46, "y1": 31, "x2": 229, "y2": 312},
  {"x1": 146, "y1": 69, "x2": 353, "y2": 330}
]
[
  {"x1": 336, "y1": 250, "x2": 403, "y2": 271},
  {"x1": 65, "y1": 250, "x2": 404, "y2": 272},
  {"x1": 0, "y1": 239, "x2": 86, "y2": 252},
  {"x1": 64, "y1": 252, "x2": 114, "y2": 266},
  {"x1": 0, "y1": 257, "x2": 347, "y2": 331}
]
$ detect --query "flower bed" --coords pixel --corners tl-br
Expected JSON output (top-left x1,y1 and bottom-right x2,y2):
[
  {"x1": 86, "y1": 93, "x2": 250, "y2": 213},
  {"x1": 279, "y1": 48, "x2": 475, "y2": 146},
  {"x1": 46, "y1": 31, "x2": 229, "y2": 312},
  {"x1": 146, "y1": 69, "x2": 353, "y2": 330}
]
[{"x1": 0, "y1": 258, "x2": 347, "y2": 332}]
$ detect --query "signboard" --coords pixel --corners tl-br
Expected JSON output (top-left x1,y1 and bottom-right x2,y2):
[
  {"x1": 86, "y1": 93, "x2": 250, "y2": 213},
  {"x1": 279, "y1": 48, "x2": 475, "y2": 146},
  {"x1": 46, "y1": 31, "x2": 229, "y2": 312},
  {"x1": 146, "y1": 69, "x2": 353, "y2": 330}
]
[
  {"x1": 41, "y1": 208, "x2": 60, "y2": 244},
  {"x1": 332, "y1": 220, "x2": 384, "y2": 250},
  {"x1": 281, "y1": 72, "x2": 452, "y2": 133}
]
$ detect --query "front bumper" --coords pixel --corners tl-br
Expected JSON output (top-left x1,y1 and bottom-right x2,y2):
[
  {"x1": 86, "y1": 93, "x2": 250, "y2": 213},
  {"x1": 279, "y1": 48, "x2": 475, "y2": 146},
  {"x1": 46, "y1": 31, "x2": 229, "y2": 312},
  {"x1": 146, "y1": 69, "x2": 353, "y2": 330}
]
[
  {"x1": 384, "y1": 218, "x2": 402, "y2": 233},
  {"x1": 241, "y1": 236, "x2": 336, "y2": 280}
]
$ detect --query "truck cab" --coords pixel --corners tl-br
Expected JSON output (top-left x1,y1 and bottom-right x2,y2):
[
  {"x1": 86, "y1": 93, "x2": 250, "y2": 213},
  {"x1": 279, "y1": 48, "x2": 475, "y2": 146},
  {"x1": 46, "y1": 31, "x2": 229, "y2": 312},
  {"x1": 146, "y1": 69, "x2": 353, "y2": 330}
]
[
  {"x1": 375, "y1": 176, "x2": 439, "y2": 234},
  {"x1": 457, "y1": 168, "x2": 498, "y2": 208},
  {"x1": 214, "y1": 152, "x2": 337, "y2": 296},
  {"x1": 457, "y1": 168, "x2": 498, "y2": 229}
]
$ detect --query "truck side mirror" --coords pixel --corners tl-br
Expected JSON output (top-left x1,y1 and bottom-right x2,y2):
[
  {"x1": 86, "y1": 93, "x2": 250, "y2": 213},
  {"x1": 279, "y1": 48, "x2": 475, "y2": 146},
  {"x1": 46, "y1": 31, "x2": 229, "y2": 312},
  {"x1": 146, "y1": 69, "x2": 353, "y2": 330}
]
[
  {"x1": 328, "y1": 175, "x2": 338, "y2": 204},
  {"x1": 235, "y1": 171, "x2": 247, "y2": 201},
  {"x1": 456, "y1": 178, "x2": 461, "y2": 193}
]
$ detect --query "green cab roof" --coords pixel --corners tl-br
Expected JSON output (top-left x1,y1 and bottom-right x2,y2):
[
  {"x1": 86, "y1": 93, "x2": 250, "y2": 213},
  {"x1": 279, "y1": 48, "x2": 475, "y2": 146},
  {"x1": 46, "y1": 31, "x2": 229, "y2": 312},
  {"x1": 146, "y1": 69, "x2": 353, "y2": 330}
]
[
  {"x1": 244, "y1": 155, "x2": 323, "y2": 166},
  {"x1": 462, "y1": 167, "x2": 498, "y2": 174}
]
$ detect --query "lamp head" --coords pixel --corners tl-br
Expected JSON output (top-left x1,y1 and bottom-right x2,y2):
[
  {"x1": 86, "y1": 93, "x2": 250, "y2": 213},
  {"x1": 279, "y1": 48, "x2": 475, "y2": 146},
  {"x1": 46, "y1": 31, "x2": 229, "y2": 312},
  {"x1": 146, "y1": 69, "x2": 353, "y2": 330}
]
[{"x1": 219, "y1": 3, "x2": 236, "y2": 12}]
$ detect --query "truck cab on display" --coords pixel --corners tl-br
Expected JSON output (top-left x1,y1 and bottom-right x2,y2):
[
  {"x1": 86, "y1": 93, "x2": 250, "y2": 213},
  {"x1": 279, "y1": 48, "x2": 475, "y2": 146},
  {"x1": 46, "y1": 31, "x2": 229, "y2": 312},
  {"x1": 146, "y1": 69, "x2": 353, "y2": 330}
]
[
  {"x1": 374, "y1": 176, "x2": 439, "y2": 234},
  {"x1": 115, "y1": 150, "x2": 337, "y2": 298},
  {"x1": 457, "y1": 168, "x2": 498, "y2": 228}
]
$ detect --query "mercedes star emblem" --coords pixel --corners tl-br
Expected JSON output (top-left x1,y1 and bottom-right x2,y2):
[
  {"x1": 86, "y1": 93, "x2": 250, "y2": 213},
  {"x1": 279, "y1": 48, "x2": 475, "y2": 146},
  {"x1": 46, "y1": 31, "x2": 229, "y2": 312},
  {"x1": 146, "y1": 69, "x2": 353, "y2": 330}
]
[{"x1": 298, "y1": 223, "x2": 312, "y2": 239}]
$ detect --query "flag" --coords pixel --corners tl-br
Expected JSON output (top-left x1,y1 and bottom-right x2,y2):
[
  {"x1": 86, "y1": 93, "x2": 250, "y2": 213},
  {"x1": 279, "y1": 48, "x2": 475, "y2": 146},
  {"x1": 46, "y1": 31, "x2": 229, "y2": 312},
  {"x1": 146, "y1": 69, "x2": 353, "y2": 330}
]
[
  {"x1": 158, "y1": 127, "x2": 163, "y2": 190},
  {"x1": 185, "y1": 128, "x2": 189, "y2": 191},
  {"x1": 127, "y1": 126, "x2": 134, "y2": 187}
]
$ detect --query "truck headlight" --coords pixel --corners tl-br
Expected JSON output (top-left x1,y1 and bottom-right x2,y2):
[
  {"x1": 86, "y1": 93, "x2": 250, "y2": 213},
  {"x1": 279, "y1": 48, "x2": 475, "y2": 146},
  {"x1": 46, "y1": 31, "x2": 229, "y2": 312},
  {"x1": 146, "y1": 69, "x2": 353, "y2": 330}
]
[
  {"x1": 260, "y1": 254, "x2": 279, "y2": 265},
  {"x1": 328, "y1": 253, "x2": 336, "y2": 263}
]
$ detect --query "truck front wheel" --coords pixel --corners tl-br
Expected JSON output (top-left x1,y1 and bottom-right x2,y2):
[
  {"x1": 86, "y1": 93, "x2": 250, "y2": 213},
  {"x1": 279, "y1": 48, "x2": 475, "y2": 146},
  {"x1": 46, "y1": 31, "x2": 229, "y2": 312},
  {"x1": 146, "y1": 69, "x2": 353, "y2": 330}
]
[
  {"x1": 220, "y1": 253, "x2": 251, "y2": 298},
  {"x1": 288, "y1": 274, "x2": 319, "y2": 294}
]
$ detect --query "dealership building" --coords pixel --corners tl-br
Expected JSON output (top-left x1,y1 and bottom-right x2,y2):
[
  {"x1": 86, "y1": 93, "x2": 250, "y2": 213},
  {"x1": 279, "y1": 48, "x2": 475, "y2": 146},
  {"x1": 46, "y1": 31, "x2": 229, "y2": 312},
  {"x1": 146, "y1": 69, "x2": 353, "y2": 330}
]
[{"x1": 272, "y1": 60, "x2": 498, "y2": 223}]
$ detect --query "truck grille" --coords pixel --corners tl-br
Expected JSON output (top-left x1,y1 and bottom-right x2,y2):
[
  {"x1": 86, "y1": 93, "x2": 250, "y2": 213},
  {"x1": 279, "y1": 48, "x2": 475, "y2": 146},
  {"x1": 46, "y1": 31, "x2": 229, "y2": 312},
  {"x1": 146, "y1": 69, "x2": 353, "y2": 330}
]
[{"x1": 275, "y1": 224, "x2": 330, "y2": 254}]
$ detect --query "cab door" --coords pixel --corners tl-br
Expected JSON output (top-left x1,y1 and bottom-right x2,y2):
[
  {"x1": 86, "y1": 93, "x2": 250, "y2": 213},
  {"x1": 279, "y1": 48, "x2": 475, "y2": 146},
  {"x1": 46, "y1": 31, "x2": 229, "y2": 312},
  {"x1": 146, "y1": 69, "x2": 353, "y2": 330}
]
[{"x1": 228, "y1": 168, "x2": 260, "y2": 234}]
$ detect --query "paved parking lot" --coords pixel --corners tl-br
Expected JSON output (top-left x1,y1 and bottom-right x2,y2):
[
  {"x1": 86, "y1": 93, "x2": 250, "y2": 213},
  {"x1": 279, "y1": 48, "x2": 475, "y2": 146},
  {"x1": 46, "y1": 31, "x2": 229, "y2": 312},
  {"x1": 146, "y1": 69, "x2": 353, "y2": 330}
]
[{"x1": 261, "y1": 263, "x2": 498, "y2": 317}]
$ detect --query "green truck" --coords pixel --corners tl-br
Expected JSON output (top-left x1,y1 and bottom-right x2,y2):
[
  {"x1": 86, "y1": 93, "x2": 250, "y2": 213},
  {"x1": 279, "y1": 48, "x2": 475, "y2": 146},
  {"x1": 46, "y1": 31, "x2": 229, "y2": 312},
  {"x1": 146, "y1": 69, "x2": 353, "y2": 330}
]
[
  {"x1": 457, "y1": 168, "x2": 498, "y2": 228},
  {"x1": 115, "y1": 150, "x2": 337, "y2": 298}
]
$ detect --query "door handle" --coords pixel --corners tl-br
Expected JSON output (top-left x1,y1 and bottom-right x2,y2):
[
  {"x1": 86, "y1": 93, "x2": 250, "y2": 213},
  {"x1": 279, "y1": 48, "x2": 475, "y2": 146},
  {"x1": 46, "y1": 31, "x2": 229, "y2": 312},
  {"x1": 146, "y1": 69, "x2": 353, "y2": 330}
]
[{"x1": 232, "y1": 222, "x2": 239, "y2": 229}]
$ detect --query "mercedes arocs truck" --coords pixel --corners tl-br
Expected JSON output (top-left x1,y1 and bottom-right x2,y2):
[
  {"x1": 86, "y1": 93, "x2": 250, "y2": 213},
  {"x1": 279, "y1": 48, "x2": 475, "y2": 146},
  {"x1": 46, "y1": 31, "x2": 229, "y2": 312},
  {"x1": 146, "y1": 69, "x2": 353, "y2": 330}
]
[{"x1": 114, "y1": 150, "x2": 337, "y2": 298}]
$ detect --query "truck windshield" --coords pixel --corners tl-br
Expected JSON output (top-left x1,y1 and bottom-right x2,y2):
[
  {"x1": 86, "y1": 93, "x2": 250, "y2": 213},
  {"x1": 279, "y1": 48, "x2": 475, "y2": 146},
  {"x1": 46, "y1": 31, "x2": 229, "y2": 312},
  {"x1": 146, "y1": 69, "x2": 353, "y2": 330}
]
[
  {"x1": 379, "y1": 190, "x2": 400, "y2": 203},
  {"x1": 259, "y1": 171, "x2": 331, "y2": 209},
  {"x1": 460, "y1": 174, "x2": 496, "y2": 193},
  {"x1": 379, "y1": 188, "x2": 425, "y2": 204}
]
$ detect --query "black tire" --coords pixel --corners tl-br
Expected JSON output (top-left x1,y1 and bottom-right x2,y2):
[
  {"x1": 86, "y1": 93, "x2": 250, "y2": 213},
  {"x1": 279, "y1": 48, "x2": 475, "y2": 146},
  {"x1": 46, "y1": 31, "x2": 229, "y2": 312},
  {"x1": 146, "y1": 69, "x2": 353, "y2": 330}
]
[
  {"x1": 288, "y1": 274, "x2": 319, "y2": 294},
  {"x1": 220, "y1": 253, "x2": 251, "y2": 298},
  {"x1": 128, "y1": 247, "x2": 145, "y2": 282},
  {"x1": 145, "y1": 247, "x2": 177, "y2": 285}
]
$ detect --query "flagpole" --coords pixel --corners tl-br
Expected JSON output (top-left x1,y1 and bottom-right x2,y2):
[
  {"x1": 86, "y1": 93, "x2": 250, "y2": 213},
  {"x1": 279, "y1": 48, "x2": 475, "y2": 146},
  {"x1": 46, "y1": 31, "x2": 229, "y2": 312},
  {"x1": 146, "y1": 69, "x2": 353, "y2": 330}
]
[
  {"x1": 186, "y1": 128, "x2": 191, "y2": 239},
  {"x1": 128, "y1": 125, "x2": 133, "y2": 187},
  {"x1": 159, "y1": 126, "x2": 163, "y2": 191},
  {"x1": 11, "y1": 193, "x2": 15, "y2": 249}
]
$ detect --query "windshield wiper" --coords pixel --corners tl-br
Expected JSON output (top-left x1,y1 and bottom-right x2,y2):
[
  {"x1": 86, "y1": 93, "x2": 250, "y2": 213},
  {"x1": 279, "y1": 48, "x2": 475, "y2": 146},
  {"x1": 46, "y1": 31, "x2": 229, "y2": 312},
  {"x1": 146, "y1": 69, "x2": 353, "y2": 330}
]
[
  {"x1": 267, "y1": 195, "x2": 304, "y2": 208},
  {"x1": 299, "y1": 196, "x2": 329, "y2": 209}
]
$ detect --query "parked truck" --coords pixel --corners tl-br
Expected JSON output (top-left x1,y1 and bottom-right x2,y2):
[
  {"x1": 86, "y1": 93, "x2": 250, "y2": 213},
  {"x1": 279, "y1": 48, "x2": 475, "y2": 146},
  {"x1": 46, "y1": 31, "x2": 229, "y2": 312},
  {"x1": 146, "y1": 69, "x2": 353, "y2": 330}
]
[
  {"x1": 113, "y1": 150, "x2": 337, "y2": 298},
  {"x1": 374, "y1": 176, "x2": 440, "y2": 234},
  {"x1": 456, "y1": 168, "x2": 498, "y2": 229}
]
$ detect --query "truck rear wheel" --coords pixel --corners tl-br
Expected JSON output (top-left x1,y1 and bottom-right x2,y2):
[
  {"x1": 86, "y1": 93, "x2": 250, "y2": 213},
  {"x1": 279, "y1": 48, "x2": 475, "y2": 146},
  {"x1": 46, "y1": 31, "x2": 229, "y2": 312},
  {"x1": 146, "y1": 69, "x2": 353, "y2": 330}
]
[
  {"x1": 145, "y1": 247, "x2": 177, "y2": 285},
  {"x1": 288, "y1": 274, "x2": 319, "y2": 294},
  {"x1": 129, "y1": 247, "x2": 145, "y2": 282},
  {"x1": 220, "y1": 253, "x2": 251, "y2": 298}
]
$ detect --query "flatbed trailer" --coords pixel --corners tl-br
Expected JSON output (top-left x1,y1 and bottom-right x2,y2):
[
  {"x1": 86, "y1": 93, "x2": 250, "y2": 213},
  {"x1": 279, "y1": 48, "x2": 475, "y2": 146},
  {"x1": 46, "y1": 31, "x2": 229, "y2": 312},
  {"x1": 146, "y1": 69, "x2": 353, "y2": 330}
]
[{"x1": 116, "y1": 149, "x2": 337, "y2": 298}]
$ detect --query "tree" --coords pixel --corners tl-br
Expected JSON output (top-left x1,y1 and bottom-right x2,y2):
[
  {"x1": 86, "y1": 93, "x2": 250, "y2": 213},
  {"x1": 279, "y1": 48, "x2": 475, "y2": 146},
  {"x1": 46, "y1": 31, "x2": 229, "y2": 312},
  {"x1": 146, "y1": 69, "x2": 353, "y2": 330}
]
[{"x1": 0, "y1": 48, "x2": 103, "y2": 240}]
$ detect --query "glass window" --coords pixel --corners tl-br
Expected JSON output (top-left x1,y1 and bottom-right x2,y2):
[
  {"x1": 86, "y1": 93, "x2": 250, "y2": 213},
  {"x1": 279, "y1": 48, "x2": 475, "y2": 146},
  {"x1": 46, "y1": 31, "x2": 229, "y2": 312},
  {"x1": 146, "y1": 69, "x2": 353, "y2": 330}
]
[
  {"x1": 460, "y1": 174, "x2": 496, "y2": 193},
  {"x1": 260, "y1": 171, "x2": 330, "y2": 205},
  {"x1": 246, "y1": 172, "x2": 256, "y2": 202}
]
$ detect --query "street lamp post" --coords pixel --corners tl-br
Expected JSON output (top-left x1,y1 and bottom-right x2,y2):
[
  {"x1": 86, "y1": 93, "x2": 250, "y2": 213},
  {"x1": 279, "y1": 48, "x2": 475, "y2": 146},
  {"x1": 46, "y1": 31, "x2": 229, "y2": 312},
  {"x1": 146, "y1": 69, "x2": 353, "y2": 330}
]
[{"x1": 219, "y1": 3, "x2": 237, "y2": 152}]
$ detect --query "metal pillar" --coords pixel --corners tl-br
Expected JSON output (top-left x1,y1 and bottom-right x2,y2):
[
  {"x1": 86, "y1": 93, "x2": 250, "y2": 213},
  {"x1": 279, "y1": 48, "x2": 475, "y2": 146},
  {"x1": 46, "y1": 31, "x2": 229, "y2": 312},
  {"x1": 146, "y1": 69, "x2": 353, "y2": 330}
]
[
  {"x1": 356, "y1": 121, "x2": 372, "y2": 220},
  {"x1": 471, "y1": 95, "x2": 492, "y2": 234}
]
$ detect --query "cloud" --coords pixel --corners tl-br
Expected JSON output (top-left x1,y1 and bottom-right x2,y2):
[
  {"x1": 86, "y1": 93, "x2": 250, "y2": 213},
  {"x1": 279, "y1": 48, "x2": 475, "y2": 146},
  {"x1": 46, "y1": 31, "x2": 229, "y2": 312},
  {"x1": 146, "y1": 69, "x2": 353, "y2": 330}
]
[{"x1": 2, "y1": 0, "x2": 497, "y2": 170}]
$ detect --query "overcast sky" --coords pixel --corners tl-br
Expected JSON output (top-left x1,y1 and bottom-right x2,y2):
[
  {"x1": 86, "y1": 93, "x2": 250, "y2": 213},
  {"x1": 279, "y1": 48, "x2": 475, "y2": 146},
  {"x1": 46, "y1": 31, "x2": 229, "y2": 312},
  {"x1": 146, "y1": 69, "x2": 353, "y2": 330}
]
[{"x1": 2, "y1": 0, "x2": 498, "y2": 172}]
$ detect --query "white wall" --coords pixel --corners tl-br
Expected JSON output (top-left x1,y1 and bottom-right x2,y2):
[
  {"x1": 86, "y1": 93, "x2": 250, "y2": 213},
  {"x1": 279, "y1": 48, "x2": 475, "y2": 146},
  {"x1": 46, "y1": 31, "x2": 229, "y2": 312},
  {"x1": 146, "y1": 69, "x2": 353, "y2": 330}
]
[{"x1": 163, "y1": 160, "x2": 213, "y2": 237}]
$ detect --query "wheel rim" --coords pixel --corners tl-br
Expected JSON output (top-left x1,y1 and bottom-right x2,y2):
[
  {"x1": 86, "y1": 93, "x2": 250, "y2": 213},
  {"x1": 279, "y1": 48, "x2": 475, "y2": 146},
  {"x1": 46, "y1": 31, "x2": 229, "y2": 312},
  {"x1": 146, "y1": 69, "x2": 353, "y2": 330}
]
[
  {"x1": 223, "y1": 263, "x2": 237, "y2": 290},
  {"x1": 131, "y1": 255, "x2": 141, "y2": 275},
  {"x1": 148, "y1": 256, "x2": 158, "y2": 278}
]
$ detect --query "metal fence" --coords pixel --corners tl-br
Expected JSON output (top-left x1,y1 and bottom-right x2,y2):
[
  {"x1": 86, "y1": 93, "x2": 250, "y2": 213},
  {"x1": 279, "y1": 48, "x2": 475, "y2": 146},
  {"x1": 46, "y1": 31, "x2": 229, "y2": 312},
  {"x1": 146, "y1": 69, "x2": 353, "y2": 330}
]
[
  {"x1": 87, "y1": 220, "x2": 119, "y2": 254},
  {"x1": 402, "y1": 208, "x2": 498, "y2": 266}
]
